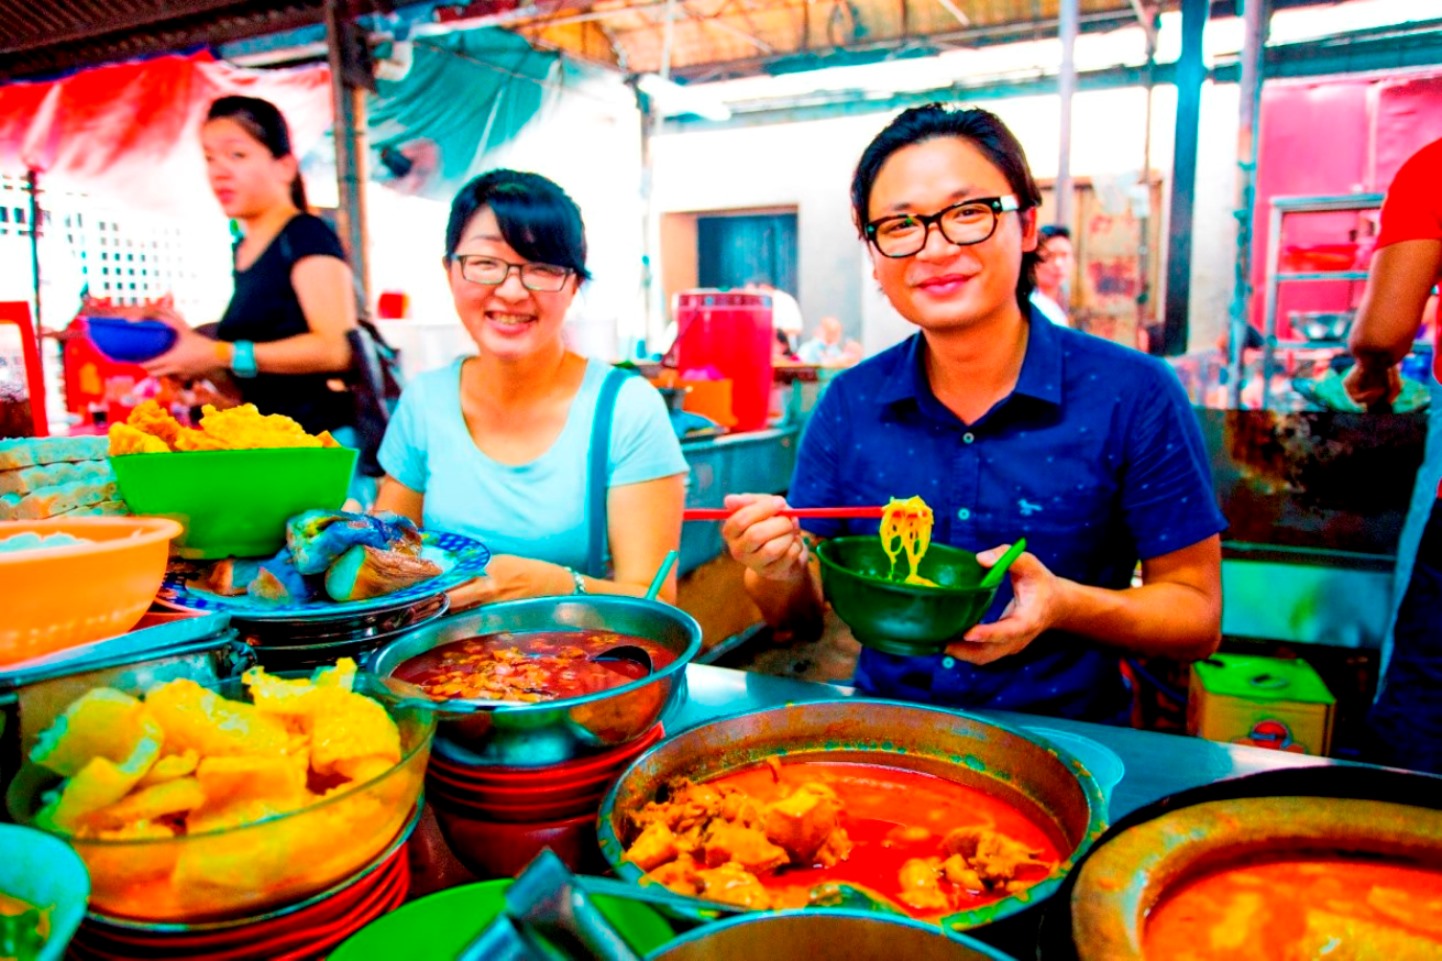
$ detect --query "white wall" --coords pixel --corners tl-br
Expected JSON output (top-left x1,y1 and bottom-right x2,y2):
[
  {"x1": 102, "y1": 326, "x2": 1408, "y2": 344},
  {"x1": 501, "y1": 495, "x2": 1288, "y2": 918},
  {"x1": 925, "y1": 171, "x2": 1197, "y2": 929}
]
[
  {"x1": 366, "y1": 64, "x2": 646, "y2": 369},
  {"x1": 651, "y1": 82, "x2": 1246, "y2": 354}
]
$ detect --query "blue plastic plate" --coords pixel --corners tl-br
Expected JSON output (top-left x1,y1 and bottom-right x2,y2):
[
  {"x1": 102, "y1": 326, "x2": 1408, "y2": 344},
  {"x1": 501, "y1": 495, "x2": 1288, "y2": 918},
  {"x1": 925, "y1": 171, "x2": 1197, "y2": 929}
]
[{"x1": 155, "y1": 529, "x2": 490, "y2": 621}]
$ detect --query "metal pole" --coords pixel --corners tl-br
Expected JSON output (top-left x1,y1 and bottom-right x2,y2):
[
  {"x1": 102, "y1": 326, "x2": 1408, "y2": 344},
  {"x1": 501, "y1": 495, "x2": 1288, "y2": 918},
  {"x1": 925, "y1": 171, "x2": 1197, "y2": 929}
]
[
  {"x1": 1162, "y1": 0, "x2": 1207, "y2": 356},
  {"x1": 325, "y1": 0, "x2": 372, "y2": 307},
  {"x1": 641, "y1": 0, "x2": 678, "y2": 351},
  {"x1": 1137, "y1": 10, "x2": 1157, "y2": 344},
  {"x1": 1055, "y1": 0, "x2": 1080, "y2": 229},
  {"x1": 1227, "y1": 0, "x2": 1271, "y2": 407},
  {"x1": 639, "y1": 91, "x2": 658, "y2": 352},
  {"x1": 25, "y1": 169, "x2": 40, "y2": 327}
]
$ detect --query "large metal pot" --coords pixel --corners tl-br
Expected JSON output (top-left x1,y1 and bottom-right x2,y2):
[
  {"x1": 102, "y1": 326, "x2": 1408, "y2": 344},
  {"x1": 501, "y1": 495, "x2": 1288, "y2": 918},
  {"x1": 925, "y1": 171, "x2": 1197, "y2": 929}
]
[
  {"x1": 646, "y1": 909, "x2": 1016, "y2": 960},
  {"x1": 1036, "y1": 765, "x2": 1442, "y2": 961},
  {"x1": 368, "y1": 596, "x2": 702, "y2": 766},
  {"x1": 598, "y1": 699, "x2": 1107, "y2": 932}
]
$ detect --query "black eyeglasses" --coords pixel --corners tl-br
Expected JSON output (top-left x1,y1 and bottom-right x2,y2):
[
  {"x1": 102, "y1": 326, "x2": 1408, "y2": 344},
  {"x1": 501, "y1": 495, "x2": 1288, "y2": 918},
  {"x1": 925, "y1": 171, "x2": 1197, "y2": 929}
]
[
  {"x1": 865, "y1": 195, "x2": 1021, "y2": 258},
  {"x1": 454, "y1": 255, "x2": 573, "y2": 292}
]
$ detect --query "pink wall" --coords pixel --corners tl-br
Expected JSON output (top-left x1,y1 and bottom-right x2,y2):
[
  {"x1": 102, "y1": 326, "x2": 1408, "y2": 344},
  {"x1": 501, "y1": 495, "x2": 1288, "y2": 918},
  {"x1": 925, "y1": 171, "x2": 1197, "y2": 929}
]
[{"x1": 1251, "y1": 70, "x2": 1442, "y2": 336}]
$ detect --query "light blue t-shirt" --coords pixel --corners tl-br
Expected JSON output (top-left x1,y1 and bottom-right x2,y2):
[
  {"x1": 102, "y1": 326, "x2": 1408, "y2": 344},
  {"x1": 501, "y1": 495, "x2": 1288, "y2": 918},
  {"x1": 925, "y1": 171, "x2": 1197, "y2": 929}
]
[{"x1": 378, "y1": 357, "x2": 688, "y2": 571}]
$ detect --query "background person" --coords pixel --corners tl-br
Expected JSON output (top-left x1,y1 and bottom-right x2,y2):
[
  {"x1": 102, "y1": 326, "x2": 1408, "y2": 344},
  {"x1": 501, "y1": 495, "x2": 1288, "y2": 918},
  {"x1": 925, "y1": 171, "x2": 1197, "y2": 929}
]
[
  {"x1": 746, "y1": 280, "x2": 805, "y2": 346},
  {"x1": 1345, "y1": 136, "x2": 1442, "y2": 774},
  {"x1": 797, "y1": 315, "x2": 863, "y2": 366},
  {"x1": 141, "y1": 96, "x2": 358, "y2": 439},
  {"x1": 1029, "y1": 224, "x2": 1073, "y2": 327}
]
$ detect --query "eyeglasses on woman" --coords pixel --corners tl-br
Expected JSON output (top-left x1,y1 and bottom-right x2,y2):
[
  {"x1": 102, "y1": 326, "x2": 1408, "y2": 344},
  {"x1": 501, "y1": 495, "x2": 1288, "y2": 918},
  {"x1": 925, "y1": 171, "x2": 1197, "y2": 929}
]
[{"x1": 454, "y1": 255, "x2": 573, "y2": 292}]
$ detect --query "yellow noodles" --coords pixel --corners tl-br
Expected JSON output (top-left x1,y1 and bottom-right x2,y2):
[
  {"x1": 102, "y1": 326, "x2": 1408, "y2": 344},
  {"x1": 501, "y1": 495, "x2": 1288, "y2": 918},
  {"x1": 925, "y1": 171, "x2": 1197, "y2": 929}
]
[{"x1": 879, "y1": 496, "x2": 936, "y2": 586}]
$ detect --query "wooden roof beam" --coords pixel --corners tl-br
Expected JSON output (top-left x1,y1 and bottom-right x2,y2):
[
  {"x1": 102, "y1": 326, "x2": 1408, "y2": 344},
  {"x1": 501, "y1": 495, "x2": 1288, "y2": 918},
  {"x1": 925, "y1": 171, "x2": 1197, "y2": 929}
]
[
  {"x1": 934, "y1": 0, "x2": 970, "y2": 29},
  {"x1": 699, "y1": 9, "x2": 775, "y2": 53}
]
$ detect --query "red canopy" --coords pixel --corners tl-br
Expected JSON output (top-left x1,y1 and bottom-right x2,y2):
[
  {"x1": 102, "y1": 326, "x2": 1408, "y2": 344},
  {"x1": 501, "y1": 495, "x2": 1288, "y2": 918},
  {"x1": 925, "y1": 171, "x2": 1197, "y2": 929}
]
[{"x1": 0, "y1": 51, "x2": 333, "y2": 216}]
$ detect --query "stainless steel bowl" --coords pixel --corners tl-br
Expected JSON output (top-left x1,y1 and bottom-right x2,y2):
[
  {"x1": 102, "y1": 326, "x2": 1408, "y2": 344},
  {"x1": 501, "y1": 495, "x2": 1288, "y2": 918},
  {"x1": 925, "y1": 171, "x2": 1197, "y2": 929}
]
[
  {"x1": 646, "y1": 909, "x2": 1017, "y2": 960},
  {"x1": 1290, "y1": 310, "x2": 1354, "y2": 342},
  {"x1": 368, "y1": 596, "x2": 702, "y2": 766},
  {"x1": 599, "y1": 699, "x2": 1107, "y2": 931}
]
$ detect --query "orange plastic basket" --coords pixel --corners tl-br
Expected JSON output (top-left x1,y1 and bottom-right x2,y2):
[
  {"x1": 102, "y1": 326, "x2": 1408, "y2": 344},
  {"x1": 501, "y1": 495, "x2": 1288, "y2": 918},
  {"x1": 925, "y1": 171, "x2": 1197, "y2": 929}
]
[{"x1": 0, "y1": 516, "x2": 182, "y2": 666}]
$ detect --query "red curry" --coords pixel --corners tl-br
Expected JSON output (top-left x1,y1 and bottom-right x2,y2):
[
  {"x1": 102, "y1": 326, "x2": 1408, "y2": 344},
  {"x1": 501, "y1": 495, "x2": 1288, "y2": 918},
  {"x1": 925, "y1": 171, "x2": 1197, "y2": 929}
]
[
  {"x1": 394, "y1": 629, "x2": 674, "y2": 703},
  {"x1": 623, "y1": 759, "x2": 1061, "y2": 919},
  {"x1": 1144, "y1": 856, "x2": 1442, "y2": 960}
]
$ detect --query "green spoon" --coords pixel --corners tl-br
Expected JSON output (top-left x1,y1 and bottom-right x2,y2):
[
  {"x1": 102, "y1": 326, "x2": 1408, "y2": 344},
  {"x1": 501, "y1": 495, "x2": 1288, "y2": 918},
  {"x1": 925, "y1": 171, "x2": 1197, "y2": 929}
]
[
  {"x1": 978, "y1": 537, "x2": 1027, "y2": 590},
  {"x1": 645, "y1": 549, "x2": 680, "y2": 600}
]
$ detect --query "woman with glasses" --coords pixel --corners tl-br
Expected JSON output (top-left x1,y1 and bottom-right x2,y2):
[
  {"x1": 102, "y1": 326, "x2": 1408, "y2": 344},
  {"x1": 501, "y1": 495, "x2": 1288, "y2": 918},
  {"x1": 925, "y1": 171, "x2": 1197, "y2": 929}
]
[
  {"x1": 720, "y1": 104, "x2": 1225, "y2": 722},
  {"x1": 374, "y1": 169, "x2": 687, "y2": 606}
]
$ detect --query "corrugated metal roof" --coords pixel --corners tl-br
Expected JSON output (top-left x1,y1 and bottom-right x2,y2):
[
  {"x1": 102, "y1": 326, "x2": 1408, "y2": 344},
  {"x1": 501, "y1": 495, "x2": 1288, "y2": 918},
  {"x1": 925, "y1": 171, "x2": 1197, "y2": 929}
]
[
  {"x1": 0, "y1": 0, "x2": 375, "y2": 82},
  {"x1": 0, "y1": 0, "x2": 1335, "y2": 84},
  {"x1": 509, "y1": 0, "x2": 1151, "y2": 79}
]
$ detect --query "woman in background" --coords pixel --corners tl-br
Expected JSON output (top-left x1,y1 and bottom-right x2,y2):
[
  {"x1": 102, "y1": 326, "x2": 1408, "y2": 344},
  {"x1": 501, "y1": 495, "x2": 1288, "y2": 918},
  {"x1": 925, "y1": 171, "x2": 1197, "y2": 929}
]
[
  {"x1": 142, "y1": 96, "x2": 357, "y2": 439},
  {"x1": 374, "y1": 170, "x2": 687, "y2": 606}
]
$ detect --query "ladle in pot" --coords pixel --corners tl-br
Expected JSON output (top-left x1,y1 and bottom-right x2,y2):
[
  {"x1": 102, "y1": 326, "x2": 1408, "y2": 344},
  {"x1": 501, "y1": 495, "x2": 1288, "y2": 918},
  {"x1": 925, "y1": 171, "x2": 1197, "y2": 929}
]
[{"x1": 583, "y1": 550, "x2": 679, "y2": 677}]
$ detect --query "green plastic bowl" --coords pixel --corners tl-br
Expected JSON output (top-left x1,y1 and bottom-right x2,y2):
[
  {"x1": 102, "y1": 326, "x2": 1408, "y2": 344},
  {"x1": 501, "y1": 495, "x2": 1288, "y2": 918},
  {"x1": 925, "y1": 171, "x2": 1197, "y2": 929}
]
[
  {"x1": 328, "y1": 878, "x2": 673, "y2": 960},
  {"x1": 815, "y1": 536, "x2": 999, "y2": 656},
  {"x1": 0, "y1": 823, "x2": 90, "y2": 961},
  {"x1": 110, "y1": 447, "x2": 357, "y2": 559}
]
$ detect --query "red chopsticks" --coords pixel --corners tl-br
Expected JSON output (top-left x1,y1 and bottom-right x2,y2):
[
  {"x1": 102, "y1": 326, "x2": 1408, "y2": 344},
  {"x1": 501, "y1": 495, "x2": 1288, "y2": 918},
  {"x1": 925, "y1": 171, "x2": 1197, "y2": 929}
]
[{"x1": 683, "y1": 506, "x2": 887, "y2": 521}]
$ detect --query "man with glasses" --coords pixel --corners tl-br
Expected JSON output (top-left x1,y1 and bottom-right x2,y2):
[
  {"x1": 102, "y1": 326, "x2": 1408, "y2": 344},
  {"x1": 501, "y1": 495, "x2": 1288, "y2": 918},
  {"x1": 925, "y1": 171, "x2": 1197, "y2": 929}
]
[{"x1": 723, "y1": 105, "x2": 1223, "y2": 724}]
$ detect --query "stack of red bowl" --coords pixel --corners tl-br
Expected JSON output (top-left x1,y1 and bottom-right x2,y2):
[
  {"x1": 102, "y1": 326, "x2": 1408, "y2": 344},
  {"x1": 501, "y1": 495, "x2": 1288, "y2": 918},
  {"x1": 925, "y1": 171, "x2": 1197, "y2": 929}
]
[
  {"x1": 429, "y1": 724, "x2": 665, "y2": 878},
  {"x1": 67, "y1": 822, "x2": 414, "y2": 961}
]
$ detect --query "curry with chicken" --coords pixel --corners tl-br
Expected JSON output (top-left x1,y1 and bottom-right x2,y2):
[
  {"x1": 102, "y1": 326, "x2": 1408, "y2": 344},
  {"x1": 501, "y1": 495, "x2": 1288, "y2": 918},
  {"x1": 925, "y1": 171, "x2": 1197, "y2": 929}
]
[
  {"x1": 622, "y1": 758, "x2": 1059, "y2": 918},
  {"x1": 1144, "y1": 855, "x2": 1442, "y2": 960},
  {"x1": 395, "y1": 629, "x2": 673, "y2": 703}
]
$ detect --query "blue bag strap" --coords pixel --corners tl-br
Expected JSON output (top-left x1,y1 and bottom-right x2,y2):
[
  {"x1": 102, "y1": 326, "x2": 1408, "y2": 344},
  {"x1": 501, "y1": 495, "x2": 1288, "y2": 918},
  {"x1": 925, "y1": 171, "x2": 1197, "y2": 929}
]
[{"x1": 586, "y1": 367, "x2": 633, "y2": 579}]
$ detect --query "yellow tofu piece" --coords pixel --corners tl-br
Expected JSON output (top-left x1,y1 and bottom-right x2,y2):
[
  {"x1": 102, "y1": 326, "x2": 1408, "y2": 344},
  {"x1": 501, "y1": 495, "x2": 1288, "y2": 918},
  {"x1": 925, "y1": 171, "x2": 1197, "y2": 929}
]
[
  {"x1": 307, "y1": 688, "x2": 401, "y2": 776},
  {"x1": 29, "y1": 688, "x2": 150, "y2": 777},
  {"x1": 84, "y1": 777, "x2": 206, "y2": 832},
  {"x1": 142, "y1": 679, "x2": 292, "y2": 759}
]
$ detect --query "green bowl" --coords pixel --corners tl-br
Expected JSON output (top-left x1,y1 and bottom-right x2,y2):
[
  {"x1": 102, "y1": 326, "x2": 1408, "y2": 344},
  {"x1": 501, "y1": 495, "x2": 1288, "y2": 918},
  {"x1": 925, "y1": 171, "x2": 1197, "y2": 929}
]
[
  {"x1": 328, "y1": 878, "x2": 673, "y2": 960},
  {"x1": 110, "y1": 447, "x2": 357, "y2": 559},
  {"x1": 815, "y1": 536, "x2": 999, "y2": 656}
]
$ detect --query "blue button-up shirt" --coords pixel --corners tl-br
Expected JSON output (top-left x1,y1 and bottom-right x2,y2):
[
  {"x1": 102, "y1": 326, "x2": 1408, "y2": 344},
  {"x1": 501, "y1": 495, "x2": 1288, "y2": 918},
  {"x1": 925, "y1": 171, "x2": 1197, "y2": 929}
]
[{"x1": 790, "y1": 310, "x2": 1227, "y2": 721}]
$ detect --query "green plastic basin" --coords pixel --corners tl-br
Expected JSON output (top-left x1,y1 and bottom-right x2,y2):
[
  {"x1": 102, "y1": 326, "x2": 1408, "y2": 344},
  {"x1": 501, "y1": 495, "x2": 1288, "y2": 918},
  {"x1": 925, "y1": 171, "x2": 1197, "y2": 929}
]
[
  {"x1": 815, "y1": 536, "x2": 999, "y2": 657},
  {"x1": 328, "y1": 878, "x2": 673, "y2": 960},
  {"x1": 110, "y1": 447, "x2": 357, "y2": 559}
]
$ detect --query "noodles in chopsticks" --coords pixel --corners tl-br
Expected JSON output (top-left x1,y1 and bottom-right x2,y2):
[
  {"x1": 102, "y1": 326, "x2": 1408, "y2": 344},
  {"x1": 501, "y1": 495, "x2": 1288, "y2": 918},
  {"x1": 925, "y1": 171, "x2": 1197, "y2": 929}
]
[{"x1": 880, "y1": 496, "x2": 936, "y2": 586}]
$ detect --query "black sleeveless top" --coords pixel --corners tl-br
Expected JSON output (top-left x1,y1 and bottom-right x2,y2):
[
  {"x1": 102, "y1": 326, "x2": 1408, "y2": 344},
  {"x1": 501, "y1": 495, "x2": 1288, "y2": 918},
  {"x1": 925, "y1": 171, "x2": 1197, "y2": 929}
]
[{"x1": 217, "y1": 214, "x2": 355, "y2": 434}]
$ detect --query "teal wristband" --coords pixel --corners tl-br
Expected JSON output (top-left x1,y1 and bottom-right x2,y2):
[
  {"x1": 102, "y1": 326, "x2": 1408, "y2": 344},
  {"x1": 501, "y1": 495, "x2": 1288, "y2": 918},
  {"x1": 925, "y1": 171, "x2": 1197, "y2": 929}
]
[{"x1": 231, "y1": 340, "x2": 258, "y2": 378}]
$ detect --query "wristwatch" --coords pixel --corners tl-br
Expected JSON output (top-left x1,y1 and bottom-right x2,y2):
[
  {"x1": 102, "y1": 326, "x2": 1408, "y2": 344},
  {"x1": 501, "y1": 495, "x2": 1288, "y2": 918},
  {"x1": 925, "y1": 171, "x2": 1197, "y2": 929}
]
[
  {"x1": 230, "y1": 340, "x2": 259, "y2": 379},
  {"x1": 564, "y1": 566, "x2": 587, "y2": 595}
]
